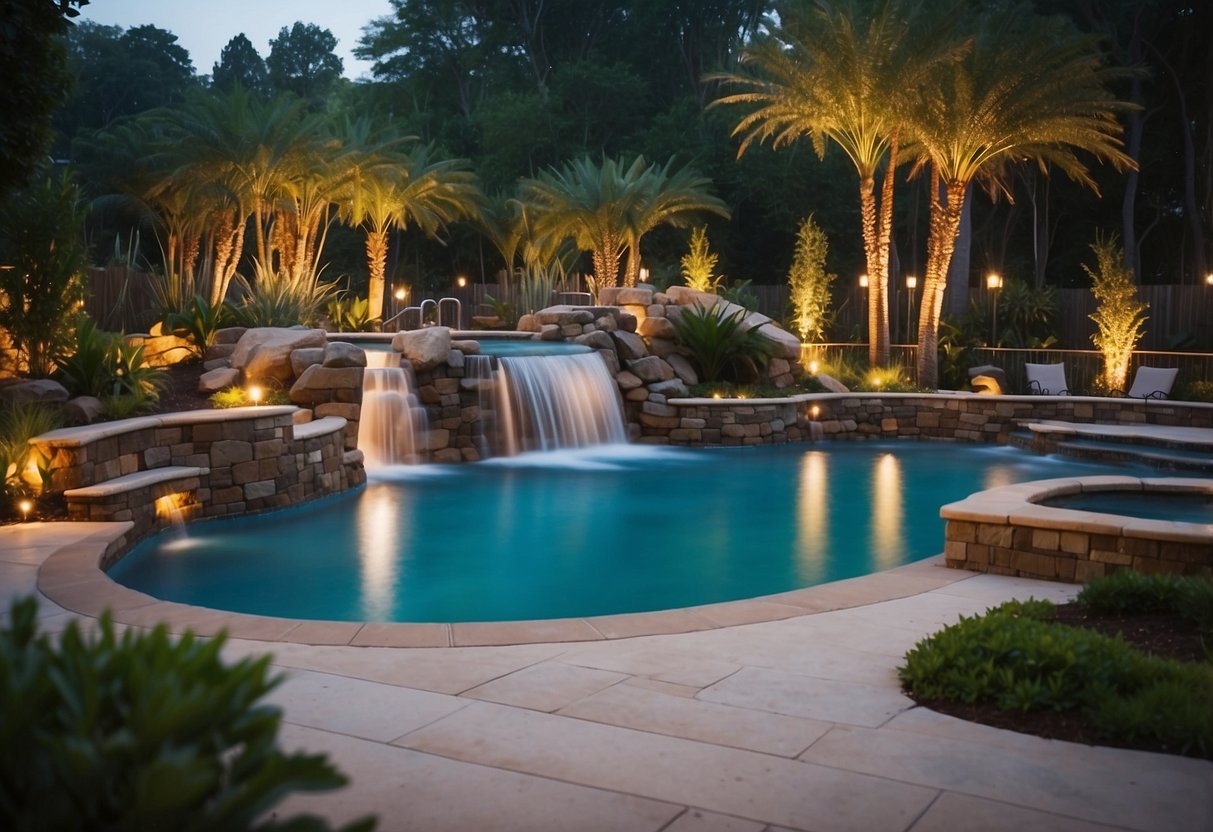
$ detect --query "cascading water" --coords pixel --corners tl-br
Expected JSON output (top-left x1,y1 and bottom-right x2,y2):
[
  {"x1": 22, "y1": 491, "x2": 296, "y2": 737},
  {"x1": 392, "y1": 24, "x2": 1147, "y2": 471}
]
[
  {"x1": 358, "y1": 351, "x2": 429, "y2": 466},
  {"x1": 484, "y1": 351, "x2": 628, "y2": 455}
]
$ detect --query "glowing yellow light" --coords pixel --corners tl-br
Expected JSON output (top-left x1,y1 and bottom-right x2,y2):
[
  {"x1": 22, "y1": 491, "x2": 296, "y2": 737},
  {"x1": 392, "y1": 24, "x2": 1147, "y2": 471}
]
[
  {"x1": 858, "y1": 274, "x2": 869, "y2": 289},
  {"x1": 248, "y1": 385, "x2": 262, "y2": 405},
  {"x1": 810, "y1": 405, "x2": 820, "y2": 419},
  {"x1": 808, "y1": 360, "x2": 819, "y2": 374},
  {"x1": 394, "y1": 286, "x2": 407, "y2": 301},
  {"x1": 871, "y1": 376, "x2": 882, "y2": 388},
  {"x1": 1206, "y1": 273, "x2": 1213, "y2": 286},
  {"x1": 18, "y1": 499, "x2": 33, "y2": 520},
  {"x1": 712, "y1": 392, "x2": 722, "y2": 399},
  {"x1": 455, "y1": 276, "x2": 467, "y2": 288},
  {"x1": 905, "y1": 275, "x2": 917, "y2": 289},
  {"x1": 639, "y1": 267, "x2": 650, "y2": 283},
  {"x1": 986, "y1": 272, "x2": 1003, "y2": 290}
]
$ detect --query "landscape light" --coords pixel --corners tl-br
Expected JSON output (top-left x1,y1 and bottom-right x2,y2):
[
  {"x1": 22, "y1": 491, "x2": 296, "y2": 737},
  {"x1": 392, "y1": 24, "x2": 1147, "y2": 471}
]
[
  {"x1": 18, "y1": 499, "x2": 33, "y2": 520},
  {"x1": 248, "y1": 385, "x2": 263, "y2": 405}
]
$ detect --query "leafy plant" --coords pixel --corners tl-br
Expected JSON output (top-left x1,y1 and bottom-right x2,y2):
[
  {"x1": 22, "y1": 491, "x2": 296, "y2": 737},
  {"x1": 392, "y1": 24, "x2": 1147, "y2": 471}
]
[
  {"x1": 718, "y1": 278, "x2": 759, "y2": 310},
  {"x1": 900, "y1": 597, "x2": 1213, "y2": 758},
  {"x1": 1178, "y1": 380, "x2": 1213, "y2": 403},
  {"x1": 671, "y1": 304, "x2": 772, "y2": 383},
  {"x1": 54, "y1": 319, "x2": 165, "y2": 407},
  {"x1": 164, "y1": 294, "x2": 236, "y2": 357},
  {"x1": 1078, "y1": 571, "x2": 1213, "y2": 636},
  {"x1": 0, "y1": 597, "x2": 376, "y2": 831},
  {"x1": 996, "y1": 279, "x2": 1059, "y2": 348},
  {"x1": 325, "y1": 296, "x2": 381, "y2": 333},
  {"x1": 680, "y1": 226, "x2": 723, "y2": 292},
  {"x1": 787, "y1": 215, "x2": 835, "y2": 343},
  {"x1": 0, "y1": 401, "x2": 60, "y2": 499},
  {"x1": 1086, "y1": 235, "x2": 1147, "y2": 391},
  {"x1": 479, "y1": 294, "x2": 518, "y2": 328},
  {"x1": 0, "y1": 172, "x2": 89, "y2": 377}
]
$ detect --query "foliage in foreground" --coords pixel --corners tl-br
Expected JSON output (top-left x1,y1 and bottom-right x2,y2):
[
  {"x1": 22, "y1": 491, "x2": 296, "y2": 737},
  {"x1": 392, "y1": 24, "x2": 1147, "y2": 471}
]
[
  {"x1": 899, "y1": 594, "x2": 1213, "y2": 758},
  {"x1": 1077, "y1": 570, "x2": 1213, "y2": 636},
  {"x1": 0, "y1": 597, "x2": 375, "y2": 831}
]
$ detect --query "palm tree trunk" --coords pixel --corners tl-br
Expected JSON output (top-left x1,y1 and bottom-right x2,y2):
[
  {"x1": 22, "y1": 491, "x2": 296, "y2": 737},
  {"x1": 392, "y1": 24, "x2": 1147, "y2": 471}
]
[
  {"x1": 858, "y1": 174, "x2": 880, "y2": 366},
  {"x1": 366, "y1": 227, "x2": 388, "y2": 319},
  {"x1": 917, "y1": 172, "x2": 969, "y2": 389},
  {"x1": 873, "y1": 135, "x2": 898, "y2": 367}
]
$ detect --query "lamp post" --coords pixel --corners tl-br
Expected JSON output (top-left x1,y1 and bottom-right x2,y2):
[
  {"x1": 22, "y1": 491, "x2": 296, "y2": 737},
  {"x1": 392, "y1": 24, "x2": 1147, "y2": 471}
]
[
  {"x1": 639, "y1": 267, "x2": 650, "y2": 283},
  {"x1": 904, "y1": 275, "x2": 917, "y2": 345},
  {"x1": 858, "y1": 274, "x2": 869, "y2": 344},
  {"x1": 986, "y1": 272, "x2": 1003, "y2": 346}
]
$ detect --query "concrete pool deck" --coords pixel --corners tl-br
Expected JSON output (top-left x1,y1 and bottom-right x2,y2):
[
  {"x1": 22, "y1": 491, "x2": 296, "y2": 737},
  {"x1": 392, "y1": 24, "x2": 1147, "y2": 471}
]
[{"x1": 2, "y1": 521, "x2": 1210, "y2": 831}]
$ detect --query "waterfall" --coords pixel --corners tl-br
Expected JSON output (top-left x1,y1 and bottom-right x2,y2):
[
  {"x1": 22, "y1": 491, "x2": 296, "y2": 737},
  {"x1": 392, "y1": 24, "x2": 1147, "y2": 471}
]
[
  {"x1": 358, "y1": 351, "x2": 429, "y2": 466},
  {"x1": 487, "y1": 352, "x2": 628, "y2": 456}
]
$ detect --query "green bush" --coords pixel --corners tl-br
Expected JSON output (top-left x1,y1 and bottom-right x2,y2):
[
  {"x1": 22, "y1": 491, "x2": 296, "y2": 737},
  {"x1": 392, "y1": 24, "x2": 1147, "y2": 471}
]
[
  {"x1": 671, "y1": 304, "x2": 772, "y2": 383},
  {"x1": 324, "y1": 296, "x2": 380, "y2": 333},
  {"x1": 232, "y1": 264, "x2": 339, "y2": 328},
  {"x1": 210, "y1": 385, "x2": 292, "y2": 409},
  {"x1": 54, "y1": 319, "x2": 164, "y2": 413},
  {"x1": 1078, "y1": 570, "x2": 1213, "y2": 636},
  {"x1": 1179, "y1": 380, "x2": 1213, "y2": 403},
  {"x1": 0, "y1": 597, "x2": 375, "y2": 831},
  {"x1": 899, "y1": 598, "x2": 1213, "y2": 757}
]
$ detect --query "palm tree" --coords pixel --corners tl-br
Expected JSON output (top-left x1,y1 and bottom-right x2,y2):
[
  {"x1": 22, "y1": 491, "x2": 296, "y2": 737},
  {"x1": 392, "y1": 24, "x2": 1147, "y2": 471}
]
[
  {"x1": 521, "y1": 155, "x2": 727, "y2": 295},
  {"x1": 909, "y1": 5, "x2": 1135, "y2": 388},
  {"x1": 714, "y1": 0, "x2": 952, "y2": 367},
  {"x1": 623, "y1": 158, "x2": 729, "y2": 287},
  {"x1": 341, "y1": 136, "x2": 482, "y2": 319}
]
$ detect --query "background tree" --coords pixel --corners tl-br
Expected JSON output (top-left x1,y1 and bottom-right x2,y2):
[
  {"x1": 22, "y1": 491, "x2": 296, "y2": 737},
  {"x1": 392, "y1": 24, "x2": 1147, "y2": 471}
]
[
  {"x1": 0, "y1": 173, "x2": 89, "y2": 377},
  {"x1": 0, "y1": 0, "x2": 87, "y2": 198},
  {"x1": 1086, "y1": 235, "x2": 1147, "y2": 391},
  {"x1": 909, "y1": 5, "x2": 1134, "y2": 388},
  {"x1": 212, "y1": 34, "x2": 270, "y2": 98},
  {"x1": 788, "y1": 215, "x2": 835, "y2": 343},
  {"x1": 267, "y1": 22, "x2": 344, "y2": 105}
]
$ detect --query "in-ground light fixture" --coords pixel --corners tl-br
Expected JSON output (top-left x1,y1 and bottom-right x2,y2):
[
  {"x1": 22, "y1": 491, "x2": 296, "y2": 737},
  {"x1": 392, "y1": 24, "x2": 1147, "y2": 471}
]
[{"x1": 18, "y1": 499, "x2": 32, "y2": 521}]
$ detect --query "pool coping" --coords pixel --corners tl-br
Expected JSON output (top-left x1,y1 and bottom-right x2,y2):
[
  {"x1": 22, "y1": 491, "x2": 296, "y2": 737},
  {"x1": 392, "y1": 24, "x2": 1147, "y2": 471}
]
[{"x1": 34, "y1": 521, "x2": 971, "y2": 647}]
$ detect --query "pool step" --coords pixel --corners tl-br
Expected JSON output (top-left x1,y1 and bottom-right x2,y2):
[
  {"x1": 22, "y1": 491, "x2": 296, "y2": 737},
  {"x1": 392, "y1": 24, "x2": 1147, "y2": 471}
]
[{"x1": 1013, "y1": 420, "x2": 1213, "y2": 473}]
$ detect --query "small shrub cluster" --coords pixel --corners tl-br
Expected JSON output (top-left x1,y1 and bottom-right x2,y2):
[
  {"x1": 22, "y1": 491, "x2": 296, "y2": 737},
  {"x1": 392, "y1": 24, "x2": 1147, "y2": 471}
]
[
  {"x1": 54, "y1": 319, "x2": 165, "y2": 417},
  {"x1": 899, "y1": 578, "x2": 1213, "y2": 758},
  {"x1": 1179, "y1": 380, "x2": 1213, "y2": 403},
  {"x1": 671, "y1": 304, "x2": 772, "y2": 383},
  {"x1": 1077, "y1": 570, "x2": 1213, "y2": 636},
  {"x1": 0, "y1": 401, "x2": 60, "y2": 501},
  {"x1": 210, "y1": 385, "x2": 292, "y2": 409},
  {"x1": 0, "y1": 597, "x2": 375, "y2": 831}
]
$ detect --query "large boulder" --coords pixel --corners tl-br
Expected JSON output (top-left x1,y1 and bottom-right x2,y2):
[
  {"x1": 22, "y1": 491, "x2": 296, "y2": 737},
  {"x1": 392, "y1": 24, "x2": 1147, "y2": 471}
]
[
  {"x1": 391, "y1": 326, "x2": 451, "y2": 372},
  {"x1": 62, "y1": 396, "x2": 104, "y2": 425},
  {"x1": 230, "y1": 327, "x2": 327, "y2": 384},
  {"x1": 322, "y1": 341, "x2": 367, "y2": 369},
  {"x1": 666, "y1": 353, "x2": 698, "y2": 386},
  {"x1": 290, "y1": 347, "x2": 325, "y2": 377},
  {"x1": 198, "y1": 367, "x2": 240, "y2": 393},
  {"x1": 611, "y1": 330, "x2": 648, "y2": 361},
  {"x1": 756, "y1": 323, "x2": 801, "y2": 359},
  {"x1": 290, "y1": 364, "x2": 364, "y2": 405},
  {"x1": 0, "y1": 379, "x2": 69, "y2": 406},
  {"x1": 574, "y1": 330, "x2": 615, "y2": 351},
  {"x1": 664, "y1": 286, "x2": 719, "y2": 308},
  {"x1": 637, "y1": 316, "x2": 677, "y2": 341},
  {"x1": 628, "y1": 356, "x2": 675, "y2": 383}
]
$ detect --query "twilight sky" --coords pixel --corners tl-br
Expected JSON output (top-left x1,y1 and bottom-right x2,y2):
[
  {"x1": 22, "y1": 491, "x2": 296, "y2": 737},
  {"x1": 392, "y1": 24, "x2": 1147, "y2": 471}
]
[{"x1": 78, "y1": 0, "x2": 395, "y2": 80}]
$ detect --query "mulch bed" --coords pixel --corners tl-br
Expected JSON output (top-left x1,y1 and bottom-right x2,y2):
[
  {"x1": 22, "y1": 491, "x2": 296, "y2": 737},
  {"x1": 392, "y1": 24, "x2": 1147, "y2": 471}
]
[{"x1": 914, "y1": 602, "x2": 1208, "y2": 757}]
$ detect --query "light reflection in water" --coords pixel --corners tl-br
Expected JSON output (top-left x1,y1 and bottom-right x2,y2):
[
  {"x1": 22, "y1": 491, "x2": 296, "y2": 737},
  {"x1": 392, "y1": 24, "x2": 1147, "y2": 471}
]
[
  {"x1": 795, "y1": 451, "x2": 828, "y2": 583},
  {"x1": 983, "y1": 465, "x2": 1017, "y2": 491},
  {"x1": 871, "y1": 453, "x2": 903, "y2": 569},
  {"x1": 355, "y1": 486, "x2": 408, "y2": 619}
]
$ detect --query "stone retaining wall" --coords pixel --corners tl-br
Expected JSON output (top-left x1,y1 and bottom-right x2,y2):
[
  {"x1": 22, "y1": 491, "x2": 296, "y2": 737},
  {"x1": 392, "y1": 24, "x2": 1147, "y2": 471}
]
[
  {"x1": 941, "y1": 477, "x2": 1213, "y2": 583},
  {"x1": 30, "y1": 407, "x2": 364, "y2": 540}
]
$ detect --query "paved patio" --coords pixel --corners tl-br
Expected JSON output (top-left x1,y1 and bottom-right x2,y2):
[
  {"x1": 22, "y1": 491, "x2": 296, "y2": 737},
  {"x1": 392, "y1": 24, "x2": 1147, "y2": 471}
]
[{"x1": 2, "y1": 521, "x2": 1210, "y2": 831}]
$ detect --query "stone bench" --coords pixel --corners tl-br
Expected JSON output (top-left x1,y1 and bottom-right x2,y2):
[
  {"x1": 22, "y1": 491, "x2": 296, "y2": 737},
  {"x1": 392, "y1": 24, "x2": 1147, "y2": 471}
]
[{"x1": 64, "y1": 465, "x2": 210, "y2": 538}]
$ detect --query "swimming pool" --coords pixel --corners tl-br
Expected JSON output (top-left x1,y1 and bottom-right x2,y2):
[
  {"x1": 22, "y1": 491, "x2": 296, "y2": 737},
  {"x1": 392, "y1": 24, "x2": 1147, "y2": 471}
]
[
  {"x1": 1040, "y1": 490, "x2": 1213, "y2": 524},
  {"x1": 109, "y1": 443, "x2": 1144, "y2": 623}
]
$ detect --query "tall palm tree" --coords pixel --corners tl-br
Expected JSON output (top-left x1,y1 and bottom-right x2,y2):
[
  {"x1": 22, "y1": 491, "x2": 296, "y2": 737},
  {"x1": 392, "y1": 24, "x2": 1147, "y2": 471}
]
[
  {"x1": 341, "y1": 137, "x2": 482, "y2": 319},
  {"x1": 909, "y1": 5, "x2": 1135, "y2": 388},
  {"x1": 714, "y1": 0, "x2": 953, "y2": 367}
]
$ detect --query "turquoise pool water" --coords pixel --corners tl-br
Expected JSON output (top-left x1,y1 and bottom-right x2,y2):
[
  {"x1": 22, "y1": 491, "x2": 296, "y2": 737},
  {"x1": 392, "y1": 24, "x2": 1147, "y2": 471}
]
[
  {"x1": 110, "y1": 444, "x2": 1150, "y2": 623},
  {"x1": 358, "y1": 338, "x2": 591, "y2": 357},
  {"x1": 1041, "y1": 491, "x2": 1213, "y2": 524}
]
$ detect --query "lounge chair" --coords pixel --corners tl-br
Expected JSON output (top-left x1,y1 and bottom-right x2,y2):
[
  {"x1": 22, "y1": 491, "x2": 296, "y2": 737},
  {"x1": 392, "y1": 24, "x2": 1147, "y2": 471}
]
[
  {"x1": 1024, "y1": 362, "x2": 1069, "y2": 396},
  {"x1": 1124, "y1": 366, "x2": 1178, "y2": 400}
]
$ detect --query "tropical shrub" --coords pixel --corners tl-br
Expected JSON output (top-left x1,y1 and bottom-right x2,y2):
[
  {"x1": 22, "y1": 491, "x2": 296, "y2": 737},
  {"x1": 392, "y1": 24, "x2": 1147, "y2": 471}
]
[
  {"x1": 232, "y1": 263, "x2": 339, "y2": 328},
  {"x1": 1178, "y1": 379, "x2": 1213, "y2": 403},
  {"x1": 672, "y1": 304, "x2": 772, "y2": 382},
  {"x1": 210, "y1": 385, "x2": 291, "y2": 408},
  {"x1": 0, "y1": 597, "x2": 375, "y2": 831},
  {"x1": 325, "y1": 296, "x2": 381, "y2": 333},
  {"x1": 0, "y1": 401, "x2": 60, "y2": 500},
  {"x1": 718, "y1": 278, "x2": 759, "y2": 310},
  {"x1": 1078, "y1": 570, "x2": 1213, "y2": 636},
  {"x1": 680, "y1": 226, "x2": 723, "y2": 293},
  {"x1": 1086, "y1": 236, "x2": 1147, "y2": 391},
  {"x1": 996, "y1": 280, "x2": 1058, "y2": 348},
  {"x1": 164, "y1": 294, "x2": 235, "y2": 356},
  {"x1": 787, "y1": 215, "x2": 835, "y2": 343},
  {"x1": 0, "y1": 172, "x2": 89, "y2": 377},
  {"x1": 54, "y1": 319, "x2": 164, "y2": 406}
]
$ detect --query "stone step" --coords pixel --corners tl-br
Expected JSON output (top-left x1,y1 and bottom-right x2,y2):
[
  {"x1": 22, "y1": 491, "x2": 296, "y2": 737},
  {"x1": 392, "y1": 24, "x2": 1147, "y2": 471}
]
[
  {"x1": 1053, "y1": 438, "x2": 1213, "y2": 473},
  {"x1": 64, "y1": 465, "x2": 210, "y2": 499}
]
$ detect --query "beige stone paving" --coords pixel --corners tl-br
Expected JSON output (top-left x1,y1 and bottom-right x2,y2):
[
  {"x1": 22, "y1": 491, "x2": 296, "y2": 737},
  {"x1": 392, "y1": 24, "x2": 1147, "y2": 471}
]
[{"x1": 3, "y1": 521, "x2": 1212, "y2": 832}]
